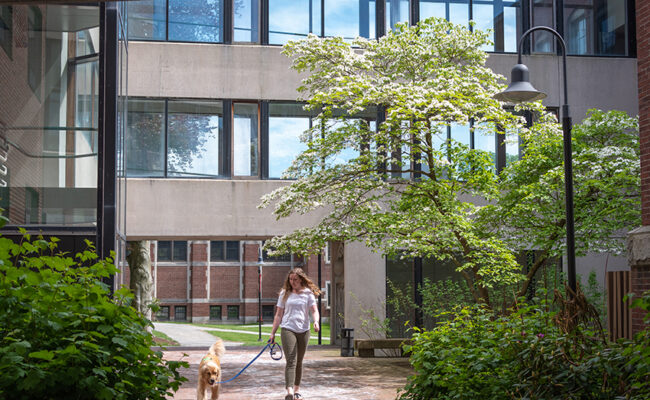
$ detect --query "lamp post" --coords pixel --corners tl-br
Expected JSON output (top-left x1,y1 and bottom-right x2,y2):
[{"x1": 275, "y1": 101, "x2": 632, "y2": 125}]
[
  {"x1": 258, "y1": 245, "x2": 263, "y2": 341},
  {"x1": 494, "y1": 26, "x2": 576, "y2": 295}
]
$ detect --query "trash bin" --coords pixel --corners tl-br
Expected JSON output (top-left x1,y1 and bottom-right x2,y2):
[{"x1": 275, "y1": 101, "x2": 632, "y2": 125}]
[{"x1": 340, "y1": 328, "x2": 354, "y2": 357}]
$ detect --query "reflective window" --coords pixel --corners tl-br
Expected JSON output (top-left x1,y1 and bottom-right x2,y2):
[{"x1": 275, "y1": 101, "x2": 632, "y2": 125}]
[
  {"x1": 27, "y1": 6, "x2": 42, "y2": 97},
  {"x1": 157, "y1": 240, "x2": 187, "y2": 261},
  {"x1": 324, "y1": 0, "x2": 376, "y2": 41},
  {"x1": 0, "y1": 5, "x2": 100, "y2": 227},
  {"x1": 169, "y1": 0, "x2": 223, "y2": 42},
  {"x1": 269, "y1": 0, "x2": 321, "y2": 44},
  {"x1": 233, "y1": 103, "x2": 259, "y2": 176},
  {"x1": 167, "y1": 100, "x2": 223, "y2": 177},
  {"x1": 473, "y1": 123, "x2": 496, "y2": 169},
  {"x1": 387, "y1": 0, "x2": 410, "y2": 32},
  {"x1": 127, "y1": 0, "x2": 166, "y2": 40},
  {"x1": 0, "y1": 6, "x2": 12, "y2": 59},
  {"x1": 234, "y1": 0, "x2": 259, "y2": 42},
  {"x1": 420, "y1": 0, "x2": 522, "y2": 53},
  {"x1": 127, "y1": 99, "x2": 165, "y2": 177},
  {"x1": 532, "y1": 0, "x2": 554, "y2": 53},
  {"x1": 564, "y1": 0, "x2": 627, "y2": 56},
  {"x1": 174, "y1": 305, "x2": 186, "y2": 321},
  {"x1": 268, "y1": 103, "x2": 310, "y2": 179},
  {"x1": 227, "y1": 305, "x2": 240, "y2": 320},
  {"x1": 505, "y1": 128, "x2": 520, "y2": 166},
  {"x1": 210, "y1": 305, "x2": 222, "y2": 320},
  {"x1": 211, "y1": 240, "x2": 240, "y2": 261}
]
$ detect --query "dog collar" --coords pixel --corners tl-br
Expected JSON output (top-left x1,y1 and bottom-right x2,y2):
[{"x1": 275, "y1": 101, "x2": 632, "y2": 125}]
[{"x1": 202, "y1": 356, "x2": 212, "y2": 363}]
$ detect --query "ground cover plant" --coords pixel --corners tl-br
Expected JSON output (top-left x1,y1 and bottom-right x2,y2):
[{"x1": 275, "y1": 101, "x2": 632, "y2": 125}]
[{"x1": 0, "y1": 227, "x2": 187, "y2": 400}]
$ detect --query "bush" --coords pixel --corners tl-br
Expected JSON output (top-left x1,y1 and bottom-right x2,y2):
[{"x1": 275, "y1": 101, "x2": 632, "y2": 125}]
[
  {"x1": 399, "y1": 294, "x2": 643, "y2": 400},
  {"x1": 0, "y1": 230, "x2": 187, "y2": 399}
]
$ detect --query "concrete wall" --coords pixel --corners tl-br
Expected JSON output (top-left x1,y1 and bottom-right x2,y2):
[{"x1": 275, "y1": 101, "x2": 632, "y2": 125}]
[
  {"x1": 128, "y1": 42, "x2": 305, "y2": 101},
  {"x1": 343, "y1": 241, "x2": 386, "y2": 340},
  {"x1": 126, "y1": 178, "x2": 327, "y2": 239},
  {"x1": 487, "y1": 54, "x2": 639, "y2": 119},
  {"x1": 128, "y1": 42, "x2": 639, "y2": 120}
]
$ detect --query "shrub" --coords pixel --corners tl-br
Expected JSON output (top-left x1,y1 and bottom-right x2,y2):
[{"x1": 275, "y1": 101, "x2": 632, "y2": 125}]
[
  {"x1": 0, "y1": 230, "x2": 187, "y2": 399},
  {"x1": 399, "y1": 294, "x2": 641, "y2": 400}
]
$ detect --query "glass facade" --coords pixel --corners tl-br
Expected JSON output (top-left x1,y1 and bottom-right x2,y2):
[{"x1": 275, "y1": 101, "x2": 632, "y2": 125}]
[
  {"x1": 126, "y1": 0, "x2": 634, "y2": 56},
  {"x1": 268, "y1": 103, "x2": 310, "y2": 178},
  {"x1": 0, "y1": 5, "x2": 101, "y2": 226},
  {"x1": 233, "y1": 103, "x2": 259, "y2": 177},
  {"x1": 125, "y1": 100, "x2": 521, "y2": 179}
]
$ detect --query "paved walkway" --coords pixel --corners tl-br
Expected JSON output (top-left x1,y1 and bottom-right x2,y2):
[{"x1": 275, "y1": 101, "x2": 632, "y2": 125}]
[{"x1": 154, "y1": 323, "x2": 412, "y2": 400}]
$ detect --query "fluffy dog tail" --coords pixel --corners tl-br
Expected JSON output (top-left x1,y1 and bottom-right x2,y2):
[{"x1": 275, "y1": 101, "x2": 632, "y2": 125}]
[{"x1": 208, "y1": 338, "x2": 226, "y2": 358}]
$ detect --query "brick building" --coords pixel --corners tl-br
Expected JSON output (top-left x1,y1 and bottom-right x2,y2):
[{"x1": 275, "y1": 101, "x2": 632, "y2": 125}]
[
  {"x1": 121, "y1": 240, "x2": 332, "y2": 323},
  {"x1": 628, "y1": 0, "x2": 650, "y2": 335}
]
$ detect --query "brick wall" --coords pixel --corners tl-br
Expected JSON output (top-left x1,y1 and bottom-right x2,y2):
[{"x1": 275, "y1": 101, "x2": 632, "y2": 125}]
[
  {"x1": 639, "y1": 0, "x2": 650, "y2": 225},
  {"x1": 631, "y1": 265, "x2": 650, "y2": 333},
  {"x1": 634, "y1": 0, "x2": 650, "y2": 334},
  {"x1": 153, "y1": 240, "x2": 332, "y2": 322}
]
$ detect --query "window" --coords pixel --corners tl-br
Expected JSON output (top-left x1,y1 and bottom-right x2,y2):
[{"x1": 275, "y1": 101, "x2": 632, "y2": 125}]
[
  {"x1": 324, "y1": 0, "x2": 376, "y2": 41},
  {"x1": 419, "y1": 0, "x2": 523, "y2": 53},
  {"x1": 169, "y1": 0, "x2": 224, "y2": 42},
  {"x1": 168, "y1": 100, "x2": 223, "y2": 177},
  {"x1": 127, "y1": 99, "x2": 225, "y2": 178},
  {"x1": 0, "y1": 6, "x2": 12, "y2": 59},
  {"x1": 531, "y1": 0, "x2": 554, "y2": 53},
  {"x1": 127, "y1": 99, "x2": 165, "y2": 177},
  {"x1": 233, "y1": 103, "x2": 259, "y2": 177},
  {"x1": 262, "y1": 245, "x2": 291, "y2": 262},
  {"x1": 262, "y1": 305, "x2": 275, "y2": 321},
  {"x1": 564, "y1": 0, "x2": 627, "y2": 56},
  {"x1": 157, "y1": 240, "x2": 187, "y2": 261},
  {"x1": 157, "y1": 305, "x2": 170, "y2": 320},
  {"x1": 324, "y1": 243, "x2": 331, "y2": 264},
  {"x1": 174, "y1": 305, "x2": 187, "y2": 321},
  {"x1": 211, "y1": 240, "x2": 240, "y2": 261},
  {"x1": 268, "y1": 103, "x2": 310, "y2": 179},
  {"x1": 27, "y1": 6, "x2": 42, "y2": 97},
  {"x1": 269, "y1": 0, "x2": 322, "y2": 44},
  {"x1": 234, "y1": 0, "x2": 260, "y2": 42},
  {"x1": 127, "y1": 0, "x2": 166, "y2": 40},
  {"x1": 227, "y1": 305, "x2": 240, "y2": 320},
  {"x1": 210, "y1": 305, "x2": 222, "y2": 320},
  {"x1": 387, "y1": 0, "x2": 409, "y2": 32}
]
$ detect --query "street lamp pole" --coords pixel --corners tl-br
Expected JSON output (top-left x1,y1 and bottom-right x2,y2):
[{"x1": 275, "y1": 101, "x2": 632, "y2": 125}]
[
  {"x1": 494, "y1": 26, "x2": 576, "y2": 295},
  {"x1": 258, "y1": 245, "x2": 263, "y2": 341}
]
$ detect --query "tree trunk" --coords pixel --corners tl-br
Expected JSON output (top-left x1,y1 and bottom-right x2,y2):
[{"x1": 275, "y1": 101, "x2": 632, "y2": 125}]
[{"x1": 126, "y1": 240, "x2": 153, "y2": 321}]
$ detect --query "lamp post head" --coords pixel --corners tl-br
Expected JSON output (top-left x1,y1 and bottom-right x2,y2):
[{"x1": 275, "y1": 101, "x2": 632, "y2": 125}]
[{"x1": 494, "y1": 63, "x2": 547, "y2": 103}]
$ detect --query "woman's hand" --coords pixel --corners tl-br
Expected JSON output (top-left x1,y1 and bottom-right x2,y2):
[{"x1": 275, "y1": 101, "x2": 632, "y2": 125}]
[
  {"x1": 268, "y1": 333, "x2": 276, "y2": 343},
  {"x1": 313, "y1": 321, "x2": 320, "y2": 332}
]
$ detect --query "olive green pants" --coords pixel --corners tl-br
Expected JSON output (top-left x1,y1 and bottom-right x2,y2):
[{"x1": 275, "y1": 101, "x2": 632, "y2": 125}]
[{"x1": 281, "y1": 328, "x2": 310, "y2": 388}]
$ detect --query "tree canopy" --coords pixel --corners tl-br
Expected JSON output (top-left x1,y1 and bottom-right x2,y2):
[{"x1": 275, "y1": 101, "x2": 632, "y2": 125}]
[{"x1": 260, "y1": 18, "x2": 640, "y2": 307}]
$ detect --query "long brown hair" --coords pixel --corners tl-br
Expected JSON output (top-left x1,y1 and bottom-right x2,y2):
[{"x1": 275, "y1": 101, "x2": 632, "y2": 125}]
[{"x1": 280, "y1": 268, "x2": 321, "y2": 301}]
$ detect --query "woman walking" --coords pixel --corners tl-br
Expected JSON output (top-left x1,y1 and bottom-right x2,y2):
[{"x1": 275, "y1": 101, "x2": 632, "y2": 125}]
[{"x1": 269, "y1": 268, "x2": 321, "y2": 400}]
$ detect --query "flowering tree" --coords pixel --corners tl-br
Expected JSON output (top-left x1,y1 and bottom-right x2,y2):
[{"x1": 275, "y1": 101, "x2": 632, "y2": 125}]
[
  {"x1": 481, "y1": 109, "x2": 640, "y2": 298},
  {"x1": 260, "y1": 18, "x2": 639, "y2": 307}
]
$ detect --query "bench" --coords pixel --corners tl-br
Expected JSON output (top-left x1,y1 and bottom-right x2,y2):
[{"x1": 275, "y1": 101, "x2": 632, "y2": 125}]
[{"x1": 353, "y1": 338, "x2": 414, "y2": 357}]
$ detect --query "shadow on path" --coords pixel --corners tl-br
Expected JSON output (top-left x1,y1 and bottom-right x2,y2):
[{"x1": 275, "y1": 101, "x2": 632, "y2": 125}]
[{"x1": 164, "y1": 346, "x2": 412, "y2": 400}]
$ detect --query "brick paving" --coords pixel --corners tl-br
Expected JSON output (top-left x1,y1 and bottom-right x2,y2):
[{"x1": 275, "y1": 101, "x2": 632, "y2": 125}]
[{"x1": 163, "y1": 346, "x2": 412, "y2": 400}]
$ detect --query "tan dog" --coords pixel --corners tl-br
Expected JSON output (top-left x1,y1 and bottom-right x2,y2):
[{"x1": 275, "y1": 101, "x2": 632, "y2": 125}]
[{"x1": 197, "y1": 338, "x2": 226, "y2": 400}]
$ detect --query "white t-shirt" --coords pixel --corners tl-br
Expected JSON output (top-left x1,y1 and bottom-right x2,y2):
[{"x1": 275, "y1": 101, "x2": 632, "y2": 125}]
[{"x1": 277, "y1": 288, "x2": 316, "y2": 333}]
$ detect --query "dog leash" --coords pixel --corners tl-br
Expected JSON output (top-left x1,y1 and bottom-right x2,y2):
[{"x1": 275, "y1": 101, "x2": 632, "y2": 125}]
[{"x1": 214, "y1": 341, "x2": 283, "y2": 384}]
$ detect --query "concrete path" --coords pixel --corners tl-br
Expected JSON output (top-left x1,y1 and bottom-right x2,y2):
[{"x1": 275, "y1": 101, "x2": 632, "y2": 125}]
[
  {"x1": 154, "y1": 323, "x2": 412, "y2": 399},
  {"x1": 164, "y1": 347, "x2": 411, "y2": 400}
]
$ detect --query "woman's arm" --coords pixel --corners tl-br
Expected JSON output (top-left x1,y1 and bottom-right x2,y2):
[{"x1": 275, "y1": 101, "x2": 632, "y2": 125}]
[
  {"x1": 269, "y1": 306, "x2": 284, "y2": 343},
  {"x1": 310, "y1": 304, "x2": 320, "y2": 332}
]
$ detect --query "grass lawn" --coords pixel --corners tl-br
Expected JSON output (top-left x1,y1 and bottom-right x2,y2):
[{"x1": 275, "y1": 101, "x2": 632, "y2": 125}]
[
  {"x1": 152, "y1": 330, "x2": 179, "y2": 346},
  {"x1": 200, "y1": 323, "x2": 331, "y2": 347}
]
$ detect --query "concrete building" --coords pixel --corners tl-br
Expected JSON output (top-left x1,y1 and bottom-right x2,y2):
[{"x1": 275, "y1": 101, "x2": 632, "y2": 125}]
[
  {"x1": 0, "y1": 1, "x2": 640, "y2": 341},
  {"x1": 121, "y1": 0, "x2": 638, "y2": 340}
]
